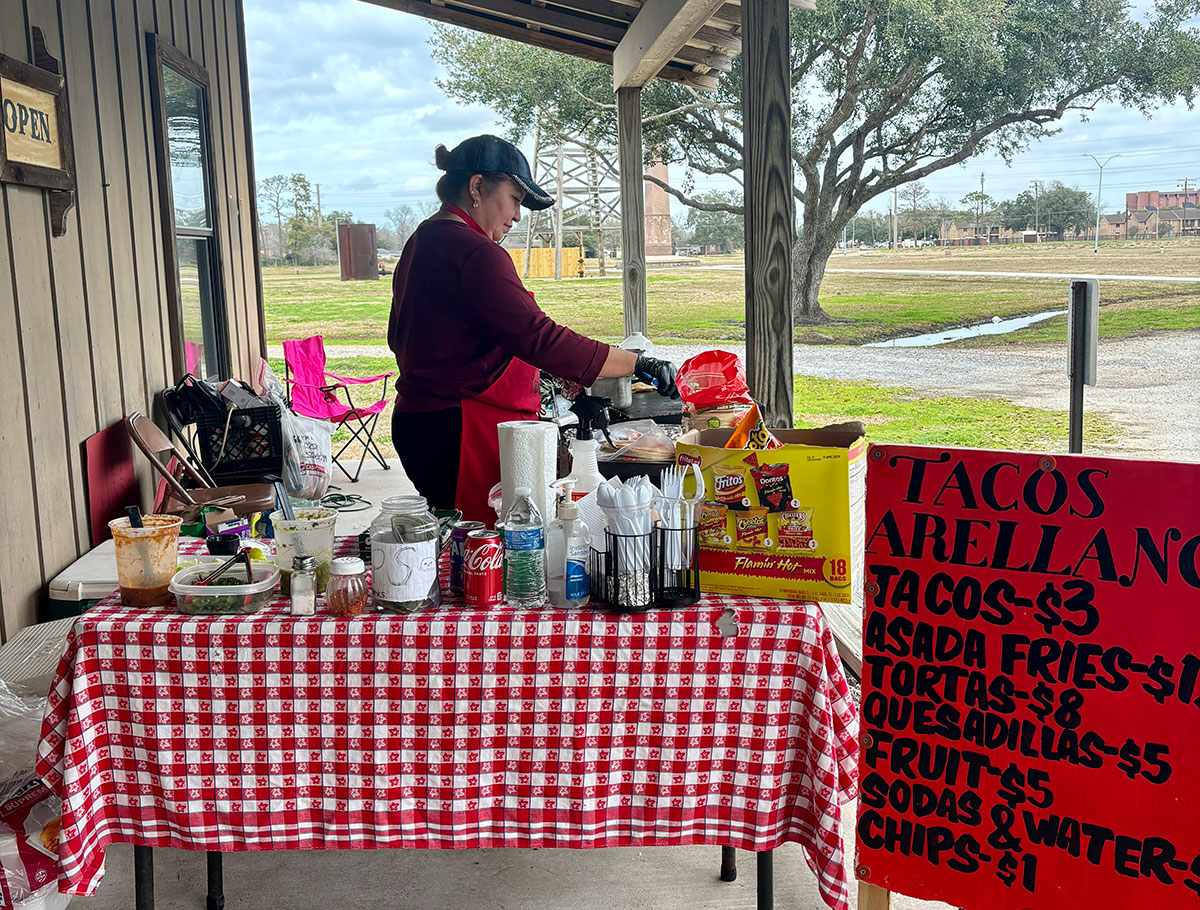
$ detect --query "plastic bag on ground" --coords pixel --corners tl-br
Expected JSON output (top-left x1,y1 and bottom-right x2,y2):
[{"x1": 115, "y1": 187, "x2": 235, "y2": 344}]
[
  {"x1": 0, "y1": 677, "x2": 70, "y2": 910},
  {"x1": 255, "y1": 359, "x2": 333, "y2": 501}
]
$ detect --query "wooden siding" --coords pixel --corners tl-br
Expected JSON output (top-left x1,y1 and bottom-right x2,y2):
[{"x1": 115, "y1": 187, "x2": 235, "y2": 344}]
[{"x1": 0, "y1": 0, "x2": 262, "y2": 640}]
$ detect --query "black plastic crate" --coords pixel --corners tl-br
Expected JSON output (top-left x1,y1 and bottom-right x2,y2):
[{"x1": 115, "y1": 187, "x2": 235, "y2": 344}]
[{"x1": 195, "y1": 404, "x2": 284, "y2": 484}]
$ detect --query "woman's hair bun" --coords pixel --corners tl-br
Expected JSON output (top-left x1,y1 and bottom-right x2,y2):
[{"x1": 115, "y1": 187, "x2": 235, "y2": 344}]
[{"x1": 434, "y1": 144, "x2": 452, "y2": 170}]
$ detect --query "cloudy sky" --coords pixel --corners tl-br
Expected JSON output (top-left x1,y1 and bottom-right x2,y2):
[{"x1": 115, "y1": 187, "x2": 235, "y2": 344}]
[{"x1": 244, "y1": 0, "x2": 1200, "y2": 227}]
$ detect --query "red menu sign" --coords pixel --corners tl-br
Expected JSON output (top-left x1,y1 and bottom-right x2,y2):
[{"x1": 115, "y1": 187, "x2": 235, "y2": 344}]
[{"x1": 858, "y1": 445, "x2": 1200, "y2": 908}]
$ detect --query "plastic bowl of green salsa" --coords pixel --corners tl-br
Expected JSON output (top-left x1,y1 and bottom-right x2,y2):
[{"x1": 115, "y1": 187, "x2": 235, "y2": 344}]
[{"x1": 169, "y1": 562, "x2": 281, "y2": 614}]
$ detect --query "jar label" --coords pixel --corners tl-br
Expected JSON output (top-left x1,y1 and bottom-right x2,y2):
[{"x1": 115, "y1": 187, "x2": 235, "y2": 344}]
[{"x1": 372, "y1": 539, "x2": 438, "y2": 603}]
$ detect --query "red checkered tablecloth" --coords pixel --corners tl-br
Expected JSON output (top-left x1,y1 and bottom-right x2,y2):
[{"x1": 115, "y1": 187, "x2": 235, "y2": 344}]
[{"x1": 36, "y1": 537, "x2": 859, "y2": 909}]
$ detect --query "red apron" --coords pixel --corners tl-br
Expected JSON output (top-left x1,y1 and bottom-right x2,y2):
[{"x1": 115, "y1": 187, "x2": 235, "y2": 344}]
[
  {"x1": 439, "y1": 203, "x2": 542, "y2": 522},
  {"x1": 454, "y1": 356, "x2": 541, "y2": 523}
]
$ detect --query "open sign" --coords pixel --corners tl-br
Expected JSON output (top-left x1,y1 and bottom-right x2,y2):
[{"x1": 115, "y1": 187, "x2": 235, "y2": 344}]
[{"x1": 0, "y1": 52, "x2": 74, "y2": 192}]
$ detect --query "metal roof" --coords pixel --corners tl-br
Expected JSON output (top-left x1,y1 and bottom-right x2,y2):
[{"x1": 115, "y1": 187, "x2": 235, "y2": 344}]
[{"x1": 360, "y1": 0, "x2": 812, "y2": 90}]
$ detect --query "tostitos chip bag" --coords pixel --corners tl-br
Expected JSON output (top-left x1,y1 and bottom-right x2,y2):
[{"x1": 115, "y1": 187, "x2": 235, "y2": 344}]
[{"x1": 725, "y1": 402, "x2": 782, "y2": 451}]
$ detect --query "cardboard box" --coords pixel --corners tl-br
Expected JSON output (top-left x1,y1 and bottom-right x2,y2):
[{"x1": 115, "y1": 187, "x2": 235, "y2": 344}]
[{"x1": 675, "y1": 426, "x2": 866, "y2": 603}]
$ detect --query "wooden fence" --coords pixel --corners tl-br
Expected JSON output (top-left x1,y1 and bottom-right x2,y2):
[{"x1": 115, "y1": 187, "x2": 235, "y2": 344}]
[{"x1": 506, "y1": 247, "x2": 584, "y2": 279}]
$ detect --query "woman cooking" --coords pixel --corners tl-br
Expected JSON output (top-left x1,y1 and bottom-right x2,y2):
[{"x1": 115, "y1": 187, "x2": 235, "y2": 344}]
[{"x1": 388, "y1": 134, "x2": 679, "y2": 522}]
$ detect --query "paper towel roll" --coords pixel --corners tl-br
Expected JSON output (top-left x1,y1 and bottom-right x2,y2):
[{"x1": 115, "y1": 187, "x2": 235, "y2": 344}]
[{"x1": 497, "y1": 420, "x2": 559, "y2": 524}]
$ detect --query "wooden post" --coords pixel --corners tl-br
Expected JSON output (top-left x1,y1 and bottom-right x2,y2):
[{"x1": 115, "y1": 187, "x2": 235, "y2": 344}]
[
  {"x1": 858, "y1": 882, "x2": 892, "y2": 910},
  {"x1": 617, "y1": 85, "x2": 647, "y2": 338},
  {"x1": 741, "y1": 0, "x2": 794, "y2": 427},
  {"x1": 554, "y1": 143, "x2": 564, "y2": 280}
]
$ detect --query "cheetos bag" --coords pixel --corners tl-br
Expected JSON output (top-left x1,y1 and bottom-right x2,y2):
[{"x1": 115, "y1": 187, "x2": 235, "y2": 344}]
[{"x1": 724, "y1": 402, "x2": 782, "y2": 450}]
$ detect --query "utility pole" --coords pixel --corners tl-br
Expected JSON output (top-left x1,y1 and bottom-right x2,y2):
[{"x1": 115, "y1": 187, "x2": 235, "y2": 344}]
[
  {"x1": 1031, "y1": 179, "x2": 1042, "y2": 239},
  {"x1": 891, "y1": 187, "x2": 898, "y2": 248},
  {"x1": 1084, "y1": 154, "x2": 1120, "y2": 254},
  {"x1": 979, "y1": 172, "x2": 986, "y2": 242},
  {"x1": 316, "y1": 183, "x2": 322, "y2": 225},
  {"x1": 1179, "y1": 177, "x2": 1198, "y2": 236}
]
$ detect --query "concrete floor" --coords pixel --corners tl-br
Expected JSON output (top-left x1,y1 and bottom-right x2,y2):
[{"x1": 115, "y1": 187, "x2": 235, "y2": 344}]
[
  {"x1": 66, "y1": 460, "x2": 958, "y2": 910},
  {"x1": 68, "y1": 801, "x2": 955, "y2": 910},
  {"x1": 321, "y1": 457, "x2": 417, "y2": 535}
]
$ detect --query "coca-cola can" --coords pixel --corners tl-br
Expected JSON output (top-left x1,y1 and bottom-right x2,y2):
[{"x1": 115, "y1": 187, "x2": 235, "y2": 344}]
[
  {"x1": 448, "y1": 520, "x2": 486, "y2": 595},
  {"x1": 464, "y1": 530, "x2": 504, "y2": 607}
]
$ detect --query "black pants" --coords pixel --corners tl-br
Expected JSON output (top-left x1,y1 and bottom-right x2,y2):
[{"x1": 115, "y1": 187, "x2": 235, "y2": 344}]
[{"x1": 392, "y1": 407, "x2": 462, "y2": 511}]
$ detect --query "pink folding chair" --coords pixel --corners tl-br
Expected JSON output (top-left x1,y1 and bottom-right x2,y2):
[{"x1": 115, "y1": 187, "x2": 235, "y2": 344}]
[{"x1": 282, "y1": 335, "x2": 395, "y2": 483}]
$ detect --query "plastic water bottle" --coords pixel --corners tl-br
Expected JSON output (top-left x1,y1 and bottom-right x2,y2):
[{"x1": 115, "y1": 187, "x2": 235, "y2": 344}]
[{"x1": 504, "y1": 486, "x2": 546, "y2": 607}]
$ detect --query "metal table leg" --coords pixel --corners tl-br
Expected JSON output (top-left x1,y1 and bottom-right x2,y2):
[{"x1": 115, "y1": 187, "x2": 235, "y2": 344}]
[
  {"x1": 757, "y1": 849, "x2": 773, "y2": 910},
  {"x1": 134, "y1": 845, "x2": 153, "y2": 910},
  {"x1": 720, "y1": 845, "x2": 738, "y2": 882},
  {"x1": 207, "y1": 852, "x2": 225, "y2": 910}
]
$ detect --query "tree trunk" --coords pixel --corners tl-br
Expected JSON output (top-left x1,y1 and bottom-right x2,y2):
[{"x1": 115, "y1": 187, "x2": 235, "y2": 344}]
[{"x1": 790, "y1": 232, "x2": 836, "y2": 324}]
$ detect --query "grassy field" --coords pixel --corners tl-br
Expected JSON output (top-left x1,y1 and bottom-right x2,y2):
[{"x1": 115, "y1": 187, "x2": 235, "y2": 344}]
[
  {"x1": 793, "y1": 376, "x2": 1118, "y2": 451},
  {"x1": 836, "y1": 236, "x2": 1200, "y2": 277},
  {"x1": 262, "y1": 237, "x2": 1196, "y2": 453},
  {"x1": 264, "y1": 259, "x2": 1200, "y2": 348}
]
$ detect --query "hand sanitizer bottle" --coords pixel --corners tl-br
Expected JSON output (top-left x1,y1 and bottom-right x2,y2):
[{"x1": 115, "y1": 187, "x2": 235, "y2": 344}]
[{"x1": 548, "y1": 499, "x2": 590, "y2": 608}]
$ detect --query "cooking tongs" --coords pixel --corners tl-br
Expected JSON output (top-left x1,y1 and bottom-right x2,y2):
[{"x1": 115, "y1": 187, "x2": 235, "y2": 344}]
[{"x1": 194, "y1": 547, "x2": 255, "y2": 586}]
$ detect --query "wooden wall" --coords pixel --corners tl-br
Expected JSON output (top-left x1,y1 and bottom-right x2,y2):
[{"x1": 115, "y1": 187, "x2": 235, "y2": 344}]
[{"x1": 0, "y1": 0, "x2": 263, "y2": 641}]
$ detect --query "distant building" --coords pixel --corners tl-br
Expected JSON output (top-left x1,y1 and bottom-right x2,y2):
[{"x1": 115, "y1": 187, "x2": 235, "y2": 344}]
[
  {"x1": 644, "y1": 163, "x2": 673, "y2": 256},
  {"x1": 942, "y1": 221, "x2": 1013, "y2": 245},
  {"x1": 1098, "y1": 213, "x2": 1126, "y2": 240},
  {"x1": 1122, "y1": 207, "x2": 1200, "y2": 238},
  {"x1": 1126, "y1": 189, "x2": 1200, "y2": 210}
]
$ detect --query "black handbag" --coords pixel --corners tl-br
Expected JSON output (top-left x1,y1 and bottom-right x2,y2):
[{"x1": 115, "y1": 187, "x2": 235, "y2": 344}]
[{"x1": 163, "y1": 374, "x2": 225, "y2": 425}]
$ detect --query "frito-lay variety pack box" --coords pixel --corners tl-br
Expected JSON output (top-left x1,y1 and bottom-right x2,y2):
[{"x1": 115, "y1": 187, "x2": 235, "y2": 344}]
[{"x1": 675, "y1": 425, "x2": 866, "y2": 603}]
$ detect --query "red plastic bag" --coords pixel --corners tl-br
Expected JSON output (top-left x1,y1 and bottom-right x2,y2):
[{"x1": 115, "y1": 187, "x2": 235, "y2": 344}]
[{"x1": 676, "y1": 350, "x2": 754, "y2": 412}]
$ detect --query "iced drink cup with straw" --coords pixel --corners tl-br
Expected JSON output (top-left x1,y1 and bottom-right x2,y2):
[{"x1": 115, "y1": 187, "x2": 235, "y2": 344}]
[
  {"x1": 271, "y1": 507, "x2": 337, "y2": 593},
  {"x1": 109, "y1": 514, "x2": 183, "y2": 606}
]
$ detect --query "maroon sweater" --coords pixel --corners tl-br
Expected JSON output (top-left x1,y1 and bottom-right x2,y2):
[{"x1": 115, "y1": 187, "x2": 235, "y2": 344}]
[{"x1": 388, "y1": 219, "x2": 607, "y2": 412}]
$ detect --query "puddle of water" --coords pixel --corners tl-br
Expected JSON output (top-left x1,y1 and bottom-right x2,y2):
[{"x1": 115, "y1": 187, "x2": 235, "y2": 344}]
[{"x1": 864, "y1": 310, "x2": 1067, "y2": 348}]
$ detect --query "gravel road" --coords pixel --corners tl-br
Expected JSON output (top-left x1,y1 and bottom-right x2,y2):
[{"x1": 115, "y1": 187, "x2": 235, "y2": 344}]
[{"x1": 277, "y1": 331, "x2": 1200, "y2": 462}]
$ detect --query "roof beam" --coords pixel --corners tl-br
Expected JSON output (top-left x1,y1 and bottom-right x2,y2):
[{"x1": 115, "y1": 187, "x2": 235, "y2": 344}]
[
  {"x1": 362, "y1": 0, "x2": 720, "y2": 89},
  {"x1": 613, "y1": 0, "x2": 726, "y2": 89},
  {"x1": 448, "y1": 0, "x2": 626, "y2": 43}
]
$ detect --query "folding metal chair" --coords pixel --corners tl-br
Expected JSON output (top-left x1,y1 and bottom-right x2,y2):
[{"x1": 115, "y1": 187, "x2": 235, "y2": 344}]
[
  {"x1": 282, "y1": 335, "x2": 395, "y2": 483},
  {"x1": 124, "y1": 412, "x2": 276, "y2": 518}
]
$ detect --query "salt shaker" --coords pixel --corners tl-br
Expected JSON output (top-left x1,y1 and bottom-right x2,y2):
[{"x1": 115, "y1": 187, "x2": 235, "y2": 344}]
[{"x1": 290, "y1": 555, "x2": 317, "y2": 616}]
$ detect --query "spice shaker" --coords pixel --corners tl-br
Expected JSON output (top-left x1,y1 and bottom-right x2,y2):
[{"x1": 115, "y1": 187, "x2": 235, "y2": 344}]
[
  {"x1": 327, "y1": 556, "x2": 369, "y2": 617},
  {"x1": 290, "y1": 555, "x2": 317, "y2": 616}
]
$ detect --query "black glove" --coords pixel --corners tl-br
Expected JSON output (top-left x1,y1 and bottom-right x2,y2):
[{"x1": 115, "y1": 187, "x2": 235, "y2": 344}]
[{"x1": 634, "y1": 355, "x2": 680, "y2": 399}]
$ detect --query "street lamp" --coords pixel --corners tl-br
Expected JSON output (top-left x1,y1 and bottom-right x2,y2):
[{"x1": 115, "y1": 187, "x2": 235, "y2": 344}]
[{"x1": 1084, "y1": 154, "x2": 1120, "y2": 254}]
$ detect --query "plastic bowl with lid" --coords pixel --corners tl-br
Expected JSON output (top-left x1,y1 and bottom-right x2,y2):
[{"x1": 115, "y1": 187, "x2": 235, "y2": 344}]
[{"x1": 169, "y1": 562, "x2": 281, "y2": 615}]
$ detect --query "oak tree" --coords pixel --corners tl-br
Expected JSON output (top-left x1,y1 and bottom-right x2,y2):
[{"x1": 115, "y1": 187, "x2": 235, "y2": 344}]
[{"x1": 431, "y1": 0, "x2": 1200, "y2": 322}]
